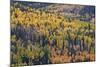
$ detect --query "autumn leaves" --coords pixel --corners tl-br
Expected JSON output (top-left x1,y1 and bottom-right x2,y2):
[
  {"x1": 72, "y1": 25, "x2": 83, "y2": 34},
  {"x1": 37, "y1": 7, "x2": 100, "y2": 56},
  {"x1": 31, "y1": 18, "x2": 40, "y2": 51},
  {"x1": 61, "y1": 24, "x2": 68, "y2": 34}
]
[{"x1": 11, "y1": 2, "x2": 95, "y2": 66}]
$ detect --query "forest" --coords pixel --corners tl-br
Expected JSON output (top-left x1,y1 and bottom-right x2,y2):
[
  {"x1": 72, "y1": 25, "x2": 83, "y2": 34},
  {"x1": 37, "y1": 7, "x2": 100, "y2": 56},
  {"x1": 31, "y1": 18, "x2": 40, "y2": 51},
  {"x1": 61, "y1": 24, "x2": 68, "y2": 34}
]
[{"x1": 11, "y1": 1, "x2": 95, "y2": 66}]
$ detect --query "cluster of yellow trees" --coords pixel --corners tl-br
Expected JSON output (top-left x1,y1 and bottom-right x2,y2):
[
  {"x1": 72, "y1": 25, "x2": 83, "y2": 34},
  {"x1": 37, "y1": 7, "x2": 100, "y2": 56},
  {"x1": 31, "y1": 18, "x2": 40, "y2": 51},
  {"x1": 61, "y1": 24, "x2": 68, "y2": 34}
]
[{"x1": 11, "y1": 2, "x2": 95, "y2": 66}]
